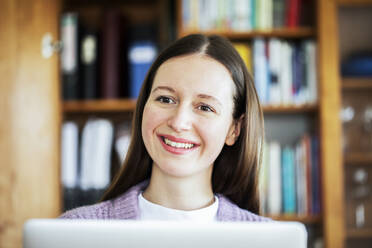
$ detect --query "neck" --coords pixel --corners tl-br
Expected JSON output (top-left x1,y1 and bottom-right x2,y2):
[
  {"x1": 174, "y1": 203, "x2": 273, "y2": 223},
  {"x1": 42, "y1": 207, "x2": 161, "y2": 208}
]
[{"x1": 142, "y1": 164, "x2": 215, "y2": 211}]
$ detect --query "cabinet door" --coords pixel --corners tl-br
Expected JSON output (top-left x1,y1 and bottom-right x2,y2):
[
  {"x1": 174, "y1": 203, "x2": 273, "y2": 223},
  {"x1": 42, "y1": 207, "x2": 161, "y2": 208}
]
[{"x1": 0, "y1": 0, "x2": 61, "y2": 247}]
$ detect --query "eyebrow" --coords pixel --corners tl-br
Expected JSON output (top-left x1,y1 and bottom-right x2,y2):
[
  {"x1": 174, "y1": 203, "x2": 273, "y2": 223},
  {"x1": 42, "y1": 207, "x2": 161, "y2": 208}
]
[
  {"x1": 152, "y1": 86, "x2": 175, "y2": 93},
  {"x1": 152, "y1": 86, "x2": 223, "y2": 107}
]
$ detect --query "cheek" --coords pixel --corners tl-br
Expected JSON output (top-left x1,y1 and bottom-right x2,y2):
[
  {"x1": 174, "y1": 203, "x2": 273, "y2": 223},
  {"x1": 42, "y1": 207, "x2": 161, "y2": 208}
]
[
  {"x1": 198, "y1": 119, "x2": 231, "y2": 151},
  {"x1": 142, "y1": 104, "x2": 166, "y2": 141}
]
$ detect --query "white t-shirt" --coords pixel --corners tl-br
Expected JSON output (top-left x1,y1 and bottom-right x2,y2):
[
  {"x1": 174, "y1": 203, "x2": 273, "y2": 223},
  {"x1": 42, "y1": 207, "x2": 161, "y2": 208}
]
[{"x1": 138, "y1": 193, "x2": 219, "y2": 221}]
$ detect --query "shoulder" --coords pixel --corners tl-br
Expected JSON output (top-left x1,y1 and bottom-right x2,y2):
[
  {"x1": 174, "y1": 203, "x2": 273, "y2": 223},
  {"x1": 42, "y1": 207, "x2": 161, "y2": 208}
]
[
  {"x1": 59, "y1": 200, "x2": 113, "y2": 219},
  {"x1": 216, "y1": 194, "x2": 272, "y2": 222},
  {"x1": 59, "y1": 181, "x2": 148, "y2": 220}
]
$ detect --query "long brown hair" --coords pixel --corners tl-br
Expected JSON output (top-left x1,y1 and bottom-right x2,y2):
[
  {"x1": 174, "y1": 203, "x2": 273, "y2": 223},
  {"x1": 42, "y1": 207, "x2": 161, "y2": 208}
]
[{"x1": 101, "y1": 34, "x2": 264, "y2": 214}]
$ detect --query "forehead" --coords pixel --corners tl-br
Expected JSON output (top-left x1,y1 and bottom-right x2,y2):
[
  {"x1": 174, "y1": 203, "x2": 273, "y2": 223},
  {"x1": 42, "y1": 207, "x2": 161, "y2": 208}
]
[{"x1": 152, "y1": 54, "x2": 235, "y2": 97}]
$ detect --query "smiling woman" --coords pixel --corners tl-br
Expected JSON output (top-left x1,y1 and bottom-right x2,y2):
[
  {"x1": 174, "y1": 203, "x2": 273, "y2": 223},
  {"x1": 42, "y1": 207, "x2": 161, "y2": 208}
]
[{"x1": 60, "y1": 34, "x2": 269, "y2": 222}]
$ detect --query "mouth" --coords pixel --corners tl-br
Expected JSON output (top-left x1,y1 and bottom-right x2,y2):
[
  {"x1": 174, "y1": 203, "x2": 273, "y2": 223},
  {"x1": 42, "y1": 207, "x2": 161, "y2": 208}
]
[
  {"x1": 161, "y1": 136, "x2": 195, "y2": 149},
  {"x1": 157, "y1": 134, "x2": 199, "y2": 154}
]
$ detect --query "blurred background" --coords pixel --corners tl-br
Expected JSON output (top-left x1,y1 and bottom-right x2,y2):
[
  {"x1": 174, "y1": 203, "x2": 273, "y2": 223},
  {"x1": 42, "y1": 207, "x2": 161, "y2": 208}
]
[{"x1": 1, "y1": 0, "x2": 372, "y2": 247}]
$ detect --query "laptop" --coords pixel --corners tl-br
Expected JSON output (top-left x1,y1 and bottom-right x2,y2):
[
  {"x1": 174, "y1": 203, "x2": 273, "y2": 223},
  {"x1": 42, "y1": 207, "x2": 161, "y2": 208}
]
[{"x1": 23, "y1": 219, "x2": 307, "y2": 248}]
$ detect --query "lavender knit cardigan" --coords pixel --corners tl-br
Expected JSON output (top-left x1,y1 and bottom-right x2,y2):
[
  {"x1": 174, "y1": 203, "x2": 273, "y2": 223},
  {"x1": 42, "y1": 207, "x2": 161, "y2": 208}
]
[{"x1": 60, "y1": 181, "x2": 270, "y2": 222}]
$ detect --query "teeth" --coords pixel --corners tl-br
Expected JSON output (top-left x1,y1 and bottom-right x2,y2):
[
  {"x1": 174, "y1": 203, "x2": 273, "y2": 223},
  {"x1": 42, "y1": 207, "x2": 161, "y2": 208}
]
[{"x1": 164, "y1": 138, "x2": 195, "y2": 149}]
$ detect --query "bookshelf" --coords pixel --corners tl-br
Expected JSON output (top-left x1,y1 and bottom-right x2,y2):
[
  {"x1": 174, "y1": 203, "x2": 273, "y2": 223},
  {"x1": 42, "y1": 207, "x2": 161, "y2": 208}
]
[
  {"x1": 263, "y1": 104, "x2": 318, "y2": 114},
  {"x1": 0, "y1": 0, "x2": 360, "y2": 247},
  {"x1": 342, "y1": 78, "x2": 372, "y2": 90},
  {"x1": 345, "y1": 153, "x2": 372, "y2": 165},
  {"x1": 63, "y1": 100, "x2": 318, "y2": 114},
  {"x1": 179, "y1": 27, "x2": 316, "y2": 39},
  {"x1": 63, "y1": 99, "x2": 137, "y2": 113},
  {"x1": 338, "y1": 0, "x2": 372, "y2": 6},
  {"x1": 175, "y1": 0, "x2": 338, "y2": 247},
  {"x1": 269, "y1": 214, "x2": 322, "y2": 224},
  {"x1": 347, "y1": 229, "x2": 372, "y2": 239}
]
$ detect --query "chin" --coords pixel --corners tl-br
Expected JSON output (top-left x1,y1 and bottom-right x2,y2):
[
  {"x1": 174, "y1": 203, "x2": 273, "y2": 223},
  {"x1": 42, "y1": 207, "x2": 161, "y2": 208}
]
[{"x1": 154, "y1": 161, "x2": 211, "y2": 179}]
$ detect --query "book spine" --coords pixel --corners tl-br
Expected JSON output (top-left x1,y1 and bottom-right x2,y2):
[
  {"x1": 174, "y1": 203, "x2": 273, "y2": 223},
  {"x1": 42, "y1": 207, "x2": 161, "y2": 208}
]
[
  {"x1": 268, "y1": 38, "x2": 281, "y2": 105},
  {"x1": 61, "y1": 121, "x2": 80, "y2": 211},
  {"x1": 81, "y1": 30, "x2": 99, "y2": 99},
  {"x1": 282, "y1": 146, "x2": 296, "y2": 214},
  {"x1": 268, "y1": 141, "x2": 282, "y2": 215},
  {"x1": 128, "y1": 41, "x2": 157, "y2": 98},
  {"x1": 61, "y1": 12, "x2": 80, "y2": 100},
  {"x1": 182, "y1": 0, "x2": 191, "y2": 30},
  {"x1": 253, "y1": 38, "x2": 269, "y2": 105},
  {"x1": 259, "y1": 141, "x2": 270, "y2": 214},
  {"x1": 311, "y1": 135, "x2": 321, "y2": 214},
  {"x1": 305, "y1": 40, "x2": 317, "y2": 104},
  {"x1": 273, "y1": 0, "x2": 285, "y2": 28},
  {"x1": 101, "y1": 9, "x2": 121, "y2": 99},
  {"x1": 303, "y1": 134, "x2": 313, "y2": 215}
]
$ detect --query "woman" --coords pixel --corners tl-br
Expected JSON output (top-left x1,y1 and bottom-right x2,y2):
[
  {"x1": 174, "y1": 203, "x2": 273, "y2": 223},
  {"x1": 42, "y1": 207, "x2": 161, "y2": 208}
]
[{"x1": 61, "y1": 34, "x2": 269, "y2": 222}]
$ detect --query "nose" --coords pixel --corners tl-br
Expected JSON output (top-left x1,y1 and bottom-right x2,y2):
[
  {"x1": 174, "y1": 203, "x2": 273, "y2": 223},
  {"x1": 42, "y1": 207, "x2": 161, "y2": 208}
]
[{"x1": 167, "y1": 104, "x2": 192, "y2": 132}]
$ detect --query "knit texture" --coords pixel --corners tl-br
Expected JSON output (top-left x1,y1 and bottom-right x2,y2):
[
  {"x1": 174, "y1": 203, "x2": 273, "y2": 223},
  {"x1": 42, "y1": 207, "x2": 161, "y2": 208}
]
[{"x1": 60, "y1": 181, "x2": 271, "y2": 222}]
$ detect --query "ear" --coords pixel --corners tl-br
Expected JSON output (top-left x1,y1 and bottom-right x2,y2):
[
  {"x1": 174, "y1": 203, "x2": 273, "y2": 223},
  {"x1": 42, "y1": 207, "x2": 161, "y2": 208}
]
[{"x1": 225, "y1": 115, "x2": 244, "y2": 146}]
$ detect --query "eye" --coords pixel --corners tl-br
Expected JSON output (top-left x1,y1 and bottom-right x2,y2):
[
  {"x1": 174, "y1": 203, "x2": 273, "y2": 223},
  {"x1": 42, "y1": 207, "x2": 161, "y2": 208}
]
[
  {"x1": 198, "y1": 104, "x2": 214, "y2": 113},
  {"x1": 155, "y1": 96, "x2": 176, "y2": 104}
]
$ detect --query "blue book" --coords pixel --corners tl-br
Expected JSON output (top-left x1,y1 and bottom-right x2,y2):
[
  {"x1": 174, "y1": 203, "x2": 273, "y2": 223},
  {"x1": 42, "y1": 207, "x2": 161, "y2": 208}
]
[
  {"x1": 128, "y1": 41, "x2": 157, "y2": 98},
  {"x1": 311, "y1": 136, "x2": 321, "y2": 214},
  {"x1": 341, "y1": 55, "x2": 372, "y2": 77},
  {"x1": 282, "y1": 146, "x2": 296, "y2": 214}
]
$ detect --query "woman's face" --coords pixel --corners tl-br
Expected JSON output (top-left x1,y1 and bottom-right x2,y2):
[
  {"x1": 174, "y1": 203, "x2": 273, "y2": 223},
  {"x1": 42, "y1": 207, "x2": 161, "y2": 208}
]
[{"x1": 142, "y1": 54, "x2": 239, "y2": 179}]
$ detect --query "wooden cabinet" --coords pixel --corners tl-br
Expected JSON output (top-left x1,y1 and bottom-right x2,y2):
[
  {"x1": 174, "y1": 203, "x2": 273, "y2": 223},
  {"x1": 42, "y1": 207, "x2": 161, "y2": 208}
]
[
  {"x1": 337, "y1": 1, "x2": 372, "y2": 247},
  {"x1": 0, "y1": 0, "x2": 61, "y2": 247}
]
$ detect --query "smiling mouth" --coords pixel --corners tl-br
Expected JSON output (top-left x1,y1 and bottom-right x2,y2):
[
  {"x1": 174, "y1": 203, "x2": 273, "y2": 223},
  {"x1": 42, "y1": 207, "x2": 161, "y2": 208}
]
[{"x1": 161, "y1": 136, "x2": 195, "y2": 149}]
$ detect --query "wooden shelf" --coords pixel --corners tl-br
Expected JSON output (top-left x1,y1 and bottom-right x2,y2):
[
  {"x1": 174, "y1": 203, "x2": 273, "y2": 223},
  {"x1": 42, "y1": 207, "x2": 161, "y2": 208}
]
[
  {"x1": 266, "y1": 214, "x2": 322, "y2": 224},
  {"x1": 342, "y1": 77, "x2": 372, "y2": 90},
  {"x1": 339, "y1": 0, "x2": 372, "y2": 6},
  {"x1": 63, "y1": 99, "x2": 137, "y2": 113},
  {"x1": 347, "y1": 228, "x2": 372, "y2": 239},
  {"x1": 63, "y1": 100, "x2": 318, "y2": 114},
  {"x1": 178, "y1": 27, "x2": 316, "y2": 39},
  {"x1": 262, "y1": 104, "x2": 318, "y2": 114},
  {"x1": 345, "y1": 153, "x2": 372, "y2": 165}
]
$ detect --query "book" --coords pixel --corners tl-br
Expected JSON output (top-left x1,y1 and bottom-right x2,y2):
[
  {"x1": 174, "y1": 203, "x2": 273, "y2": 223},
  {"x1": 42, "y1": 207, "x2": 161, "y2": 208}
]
[
  {"x1": 115, "y1": 121, "x2": 132, "y2": 166},
  {"x1": 268, "y1": 38, "x2": 281, "y2": 105},
  {"x1": 268, "y1": 141, "x2": 282, "y2": 215},
  {"x1": 182, "y1": 0, "x2": 191, "y2": 30},
  {"x1": 251, "y1": 0, "x2": 257, "y2": 29},
  {"x1": 282, "y1": 146, "x2": 296, "y2": 214},
  {"x1": 233, "y1": 43, "x2": 253, "y2": 74},
  {"x1": 259, "y1": 141, "x2": 270, "y2": 214},
  {"x1": 232, "y1": 0, "x2": 252, "y2": 31},
  {"x1": 303, "y1": 134, "x2": 313, "y2": 214},
  {"x1": 304, "y1": 40, "x2": 317, "y2": 104},
  {"x1": 101, "y1": 9, "x2": 123, "y2": 99},
  {"x1": 273, "y1": 0, "x2": 286, "y2": 28},
  {"x1": 80, "y1": 119, "x2": 114, "y2": 190},
  {"x1": 253, "y1": 38, "x2": 269, "y2": 105},
  {"x1": 61, "y1": 121, "x2": 79, "y2": 189},
  {"x1": 295, "y1": 140, "x2": 305, "y2": 215},
  {"x1": 80, "y1": 28, "x2": 99, "y2": 99},
  {"x1": 61, "y1": 121, "x2": 80, "y2": 211},
  {"x1": 60, "y1": 12, "x2": 80, "y2": 100},
  {"x1": 311, "y1": 135, "x2": 321, "y2": 214},
  {"x1": 265, "y1": 0, "x2": 273, "y2": 29},
  {"x1": 286, "y1": 0, "x2": 300, "y2": 28},
  {"x1": 280, "y1": 41, "x2": 293, "y2": 105},
  {"x1": 128, "y1": 41, "x2": 157, "y2": 98}
]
